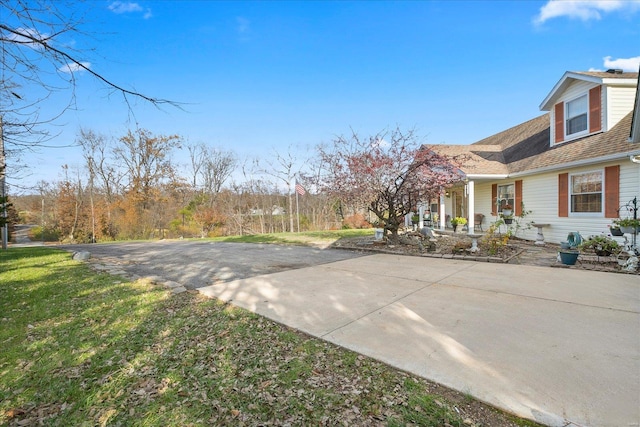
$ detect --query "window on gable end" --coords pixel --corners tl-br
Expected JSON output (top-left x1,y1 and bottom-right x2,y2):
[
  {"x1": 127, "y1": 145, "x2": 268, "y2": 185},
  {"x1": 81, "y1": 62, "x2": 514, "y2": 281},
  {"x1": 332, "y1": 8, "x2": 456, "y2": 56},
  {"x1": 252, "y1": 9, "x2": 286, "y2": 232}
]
[{"x1": 566, "y1": 94, "x2": 588, "y2": 136}]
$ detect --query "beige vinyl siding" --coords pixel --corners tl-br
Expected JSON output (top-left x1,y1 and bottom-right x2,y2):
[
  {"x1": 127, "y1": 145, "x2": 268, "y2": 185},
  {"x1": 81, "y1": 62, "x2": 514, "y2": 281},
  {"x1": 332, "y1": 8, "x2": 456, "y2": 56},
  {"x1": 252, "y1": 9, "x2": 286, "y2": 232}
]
[
  {"x1": 561, "y1": 80, "x2": 594, "y2": 103},
  {"x1": 472, "y1": 183, "x2": 494, "y2": 228},
  {"x1": 619, "y1": 161, "x2": 640, "y2": 214},
  {"x1": 525, "y1": 165, "x2": 609, "y2": 244},
  {"x1": 605, "y1": 85, "x2": 638, "y2": 131},
  {"x1": 474, "y1": 161, "x2": 638, "y2": 244}
]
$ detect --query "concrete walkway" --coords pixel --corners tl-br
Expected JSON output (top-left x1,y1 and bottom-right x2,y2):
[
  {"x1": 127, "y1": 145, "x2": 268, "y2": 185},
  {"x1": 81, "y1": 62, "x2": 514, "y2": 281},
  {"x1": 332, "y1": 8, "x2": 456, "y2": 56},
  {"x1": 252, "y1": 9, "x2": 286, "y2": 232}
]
[{"x1": 199, "y1": 253, "x2": 640, "y2": 427}]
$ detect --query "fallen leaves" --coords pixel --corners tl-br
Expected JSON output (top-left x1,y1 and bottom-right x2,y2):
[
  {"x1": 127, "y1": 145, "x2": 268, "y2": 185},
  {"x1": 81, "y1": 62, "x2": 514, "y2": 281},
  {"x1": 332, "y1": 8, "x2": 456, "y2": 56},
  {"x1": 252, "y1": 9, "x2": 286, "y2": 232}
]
[{"x1": 1, "y1": 249, "x2": 539, "y2": 427}]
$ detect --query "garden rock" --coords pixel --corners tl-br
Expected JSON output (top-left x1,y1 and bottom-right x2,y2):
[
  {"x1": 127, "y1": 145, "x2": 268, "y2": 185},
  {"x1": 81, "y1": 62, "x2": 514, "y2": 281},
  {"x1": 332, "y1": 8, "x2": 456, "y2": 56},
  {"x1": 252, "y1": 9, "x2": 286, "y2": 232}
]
[{"x1": 72, "y1": 251, "x2": 91, "y2": 261}]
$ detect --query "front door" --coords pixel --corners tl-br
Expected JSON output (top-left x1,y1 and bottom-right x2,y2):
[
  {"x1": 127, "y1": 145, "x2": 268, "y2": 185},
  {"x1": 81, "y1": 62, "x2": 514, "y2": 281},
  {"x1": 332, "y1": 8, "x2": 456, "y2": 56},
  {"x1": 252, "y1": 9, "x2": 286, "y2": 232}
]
[{"x1": 452, "y1": 188, "x2": 465, "y2": 219}]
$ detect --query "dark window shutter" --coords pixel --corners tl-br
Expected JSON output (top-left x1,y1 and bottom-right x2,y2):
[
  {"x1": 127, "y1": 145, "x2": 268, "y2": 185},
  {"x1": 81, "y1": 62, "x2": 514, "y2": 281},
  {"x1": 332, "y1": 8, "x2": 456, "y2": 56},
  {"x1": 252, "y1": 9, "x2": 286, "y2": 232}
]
[
  {"x1": 589, "y1": 86, "x2": 602, "y2": 133},
  {"x1": 554, "y1": 102, "x2": 564, "y2": 143},
  {"x1": 604, "y1": 165, "x2": 620, "y2": 218},
  {"x1": 558, "y1": 173, "x2": 569, "y2": 217},
  {"x1": 491, "y1": 184, "x2": 497, "y2": 216},
  {"x1": 515, "y1": 180, "x2": 523, "y2": 216}
]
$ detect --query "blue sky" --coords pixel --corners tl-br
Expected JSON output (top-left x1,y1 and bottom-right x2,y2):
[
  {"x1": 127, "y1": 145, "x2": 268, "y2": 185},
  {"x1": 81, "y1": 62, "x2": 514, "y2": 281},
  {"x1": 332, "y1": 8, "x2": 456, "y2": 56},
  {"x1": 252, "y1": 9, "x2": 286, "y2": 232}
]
[{"x1": 9, "y1": 0, "x2": 640, "y2": 190}]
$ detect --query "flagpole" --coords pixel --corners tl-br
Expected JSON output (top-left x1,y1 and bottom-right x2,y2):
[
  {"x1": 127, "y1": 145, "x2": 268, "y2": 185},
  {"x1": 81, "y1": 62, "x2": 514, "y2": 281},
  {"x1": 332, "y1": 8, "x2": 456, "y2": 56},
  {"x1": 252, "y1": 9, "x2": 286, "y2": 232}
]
[{"x1": 295, "y1": 179, "x2": 301, "y2": 233}]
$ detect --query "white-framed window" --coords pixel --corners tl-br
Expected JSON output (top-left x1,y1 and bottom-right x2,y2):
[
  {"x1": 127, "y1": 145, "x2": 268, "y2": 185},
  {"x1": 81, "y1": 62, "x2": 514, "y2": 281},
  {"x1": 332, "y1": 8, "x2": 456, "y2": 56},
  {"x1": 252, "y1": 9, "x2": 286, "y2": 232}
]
[
  {"x1": 497, "y1": 183, "x2": 514, "y2": 212},
  {"x1": 565, "y1": 94, "x2": 588, "y2": 137},
  {"x1": 570, "y1": 170, "x2": 602, "y2": 214}
]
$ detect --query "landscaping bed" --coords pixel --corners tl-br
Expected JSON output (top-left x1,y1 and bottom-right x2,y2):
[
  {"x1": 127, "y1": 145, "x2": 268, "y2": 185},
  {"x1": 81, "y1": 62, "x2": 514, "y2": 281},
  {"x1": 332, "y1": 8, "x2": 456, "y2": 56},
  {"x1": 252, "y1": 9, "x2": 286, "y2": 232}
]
[
  {"x1": 332, "y1": 231, "x2": 522, "y2": 262},
  {"x1": 331, "y1": 230, "x2": 639, "y2": 274}
]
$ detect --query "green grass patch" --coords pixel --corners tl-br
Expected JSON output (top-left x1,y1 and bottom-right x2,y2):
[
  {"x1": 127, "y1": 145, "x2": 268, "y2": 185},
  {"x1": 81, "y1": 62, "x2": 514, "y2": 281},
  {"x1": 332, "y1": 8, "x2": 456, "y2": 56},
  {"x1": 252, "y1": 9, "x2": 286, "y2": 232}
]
[{"x1": 0, "y1": 246, "x2": 540, "y2": 426}]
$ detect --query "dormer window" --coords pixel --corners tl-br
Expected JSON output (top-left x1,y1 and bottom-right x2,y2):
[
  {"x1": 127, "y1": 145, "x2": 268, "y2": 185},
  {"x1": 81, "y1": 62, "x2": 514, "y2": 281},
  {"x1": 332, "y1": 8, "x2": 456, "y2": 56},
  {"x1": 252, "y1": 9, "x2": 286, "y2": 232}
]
[
  {"x1": 550, "y1": 83, "x2": 604, "y2": 145},
  {"x1": 566, "y1": 94, "x2": 588, "y2": 136}
]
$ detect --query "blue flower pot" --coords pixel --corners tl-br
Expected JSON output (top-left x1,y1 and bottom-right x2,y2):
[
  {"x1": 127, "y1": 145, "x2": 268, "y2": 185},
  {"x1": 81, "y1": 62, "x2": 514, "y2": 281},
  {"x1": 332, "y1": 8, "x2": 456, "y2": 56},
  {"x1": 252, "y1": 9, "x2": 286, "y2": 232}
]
[{"x1": 559, "y1": 250, "x2": 579, "y2": 265}]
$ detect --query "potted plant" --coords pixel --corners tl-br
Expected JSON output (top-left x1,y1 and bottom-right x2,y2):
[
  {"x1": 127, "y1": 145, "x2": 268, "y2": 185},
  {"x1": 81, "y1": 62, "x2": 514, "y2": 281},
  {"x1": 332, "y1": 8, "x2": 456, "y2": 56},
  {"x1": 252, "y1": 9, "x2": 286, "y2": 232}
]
[
  {"x1": 501, "y1": 204, "x2": 513, "y2": 217},
  {"x1": 453, "y1": 216, "x2": 467, "y2": 233},
  {"x1": 608, "y1": 224, "x2": 624, "y2": 236},
  {"x1": 578, "y1": 235, "x2": 621, "y2": 257},
  {"x1": 612, "y1": 218, "x2": 640, "y2": 234}
]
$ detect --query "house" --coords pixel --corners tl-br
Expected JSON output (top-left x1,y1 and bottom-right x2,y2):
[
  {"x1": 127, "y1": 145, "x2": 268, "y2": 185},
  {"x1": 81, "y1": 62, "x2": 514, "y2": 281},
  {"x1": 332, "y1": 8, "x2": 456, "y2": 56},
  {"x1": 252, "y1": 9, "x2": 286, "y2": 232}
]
[{"x1": 427, "y1": 68, "x2": 640, "y2": 244}]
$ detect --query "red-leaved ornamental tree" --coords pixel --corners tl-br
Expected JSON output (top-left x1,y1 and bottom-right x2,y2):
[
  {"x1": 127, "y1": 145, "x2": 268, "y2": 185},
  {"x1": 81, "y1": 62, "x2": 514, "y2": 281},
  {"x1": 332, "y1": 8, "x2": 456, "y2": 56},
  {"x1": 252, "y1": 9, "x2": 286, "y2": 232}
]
[{"x1": 316, "y1": 127, "x2": 461, "y2": 240}]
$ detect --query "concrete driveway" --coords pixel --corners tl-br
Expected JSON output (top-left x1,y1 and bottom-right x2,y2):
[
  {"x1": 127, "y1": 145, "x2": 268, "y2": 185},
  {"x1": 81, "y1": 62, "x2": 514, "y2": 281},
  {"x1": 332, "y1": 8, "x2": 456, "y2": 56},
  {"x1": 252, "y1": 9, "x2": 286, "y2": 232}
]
[{"x1": 199, "y1": 254, "x2": 640, "y2": 427}]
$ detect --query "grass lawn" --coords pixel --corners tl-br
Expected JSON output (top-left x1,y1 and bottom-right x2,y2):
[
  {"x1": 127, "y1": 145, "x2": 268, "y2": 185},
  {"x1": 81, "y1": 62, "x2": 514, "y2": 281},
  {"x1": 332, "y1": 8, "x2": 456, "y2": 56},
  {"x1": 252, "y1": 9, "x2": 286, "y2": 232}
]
[{"x1": 0, "y1": 247, "x2": 538, "y2": 426}]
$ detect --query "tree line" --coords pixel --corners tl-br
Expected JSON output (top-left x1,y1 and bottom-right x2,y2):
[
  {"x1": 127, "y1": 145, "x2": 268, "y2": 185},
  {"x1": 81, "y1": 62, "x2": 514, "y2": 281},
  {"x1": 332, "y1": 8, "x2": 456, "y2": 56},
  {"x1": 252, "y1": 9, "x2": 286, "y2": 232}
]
[
  {"x1": 10, "y1": 128, "x2": 349, "y2": 242},
  {"x1": 9, "y1": 126, "x2": 460, "y2": 243}
]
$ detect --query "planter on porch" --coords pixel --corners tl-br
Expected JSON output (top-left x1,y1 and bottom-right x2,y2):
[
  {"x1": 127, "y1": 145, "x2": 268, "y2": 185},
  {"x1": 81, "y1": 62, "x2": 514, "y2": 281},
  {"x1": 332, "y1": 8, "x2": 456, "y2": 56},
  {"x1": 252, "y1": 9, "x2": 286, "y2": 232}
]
[{"x1": 450, "y1": 217, "x2": 467, "y2": 233}]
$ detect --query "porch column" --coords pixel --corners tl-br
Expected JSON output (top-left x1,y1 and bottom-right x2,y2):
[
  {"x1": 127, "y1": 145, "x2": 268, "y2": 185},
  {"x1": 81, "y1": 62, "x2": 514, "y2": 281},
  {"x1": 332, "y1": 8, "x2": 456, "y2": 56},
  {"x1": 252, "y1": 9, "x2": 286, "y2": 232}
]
[
  {"x1": 467, "y1": 180, "x2": 475, "y2": 232},
  {"x1": 439, "y1": 193, "x2": 446, "y2": 229}
]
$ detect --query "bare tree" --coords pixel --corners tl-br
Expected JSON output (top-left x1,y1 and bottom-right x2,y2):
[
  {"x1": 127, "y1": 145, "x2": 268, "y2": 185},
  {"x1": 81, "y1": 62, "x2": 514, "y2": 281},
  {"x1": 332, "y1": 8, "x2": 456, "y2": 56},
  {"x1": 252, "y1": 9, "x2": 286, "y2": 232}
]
[
  {"x1": 113, "y1": 128, "x2": 182, "y2": 210},
  {"x1": 257, "y1": 146, "x2": 301, "y2": 232},
  {"x1": 186, "y1": 142, "x2": 236, "y2": 196},
  {"x1": 77, "y1": 129, "x2": 106, "y2": 242},
  {"x1": 186, "y1": 142, "x2": 207, "y2": 190},
  {"x1": 0, "y1": 0, "x2": 180, "y2": 186},
  {"x1": 201, "y1": 148, "x2": 237, "y2": 201}
]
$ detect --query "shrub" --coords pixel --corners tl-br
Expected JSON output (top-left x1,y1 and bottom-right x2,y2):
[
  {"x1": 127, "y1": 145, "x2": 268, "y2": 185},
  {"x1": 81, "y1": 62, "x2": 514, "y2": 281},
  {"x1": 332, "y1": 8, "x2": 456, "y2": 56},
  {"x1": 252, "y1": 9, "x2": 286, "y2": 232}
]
[
  {"x1": 579, "y1": 234, "x2": 621, "y2": 256},
  {"x1": 29, "y1": 225, "x2": 60, "y2": 242},
  {"x1": 479, "y1": 223, "x2": 511, "y2": 256},
  {"x1": 342, "y1": 213, "x2": 371, "y2": 229}
]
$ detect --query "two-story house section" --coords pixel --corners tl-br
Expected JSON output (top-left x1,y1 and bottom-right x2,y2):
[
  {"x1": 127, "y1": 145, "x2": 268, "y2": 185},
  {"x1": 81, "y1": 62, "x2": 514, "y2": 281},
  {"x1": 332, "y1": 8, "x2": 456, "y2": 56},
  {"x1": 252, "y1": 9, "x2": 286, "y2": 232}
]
[
  {"x1": 541, "y1": 70, "x2": 637, "y2": 145},
  {"x1": 426, "y1": 69, "x2": 640, "y2": 244}
]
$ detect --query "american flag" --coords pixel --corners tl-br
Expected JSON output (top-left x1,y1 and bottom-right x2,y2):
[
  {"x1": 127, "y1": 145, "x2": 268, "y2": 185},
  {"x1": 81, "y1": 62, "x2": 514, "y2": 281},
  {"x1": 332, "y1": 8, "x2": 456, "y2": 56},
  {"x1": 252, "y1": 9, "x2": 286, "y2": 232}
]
[{"x1": 295, "y1": 182, "x2": 306, "y2": 196}]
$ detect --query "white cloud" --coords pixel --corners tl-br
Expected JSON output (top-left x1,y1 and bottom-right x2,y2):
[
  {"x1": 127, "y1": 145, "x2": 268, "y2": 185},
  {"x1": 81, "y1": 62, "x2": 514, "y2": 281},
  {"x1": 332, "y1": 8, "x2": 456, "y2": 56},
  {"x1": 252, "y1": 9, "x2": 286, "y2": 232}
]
[
  {"x1": 108, "y1": 2, "x2": 143, "y2": 14},
  {"x1": 59, "y1": 62, "x2": 91, "y2": 74},
  {"x1": 603, "y1": 56, "x2": 640, "y2": 72},
  {"x1": 588, "y1": 56, "x2": 640, "y2": 72},
  {"x1": 533, "y1": 0, "x2": 640, "y2": 25},
  {"x1": 108, "y1": 2, "x2": 153, "y2": 20}
]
